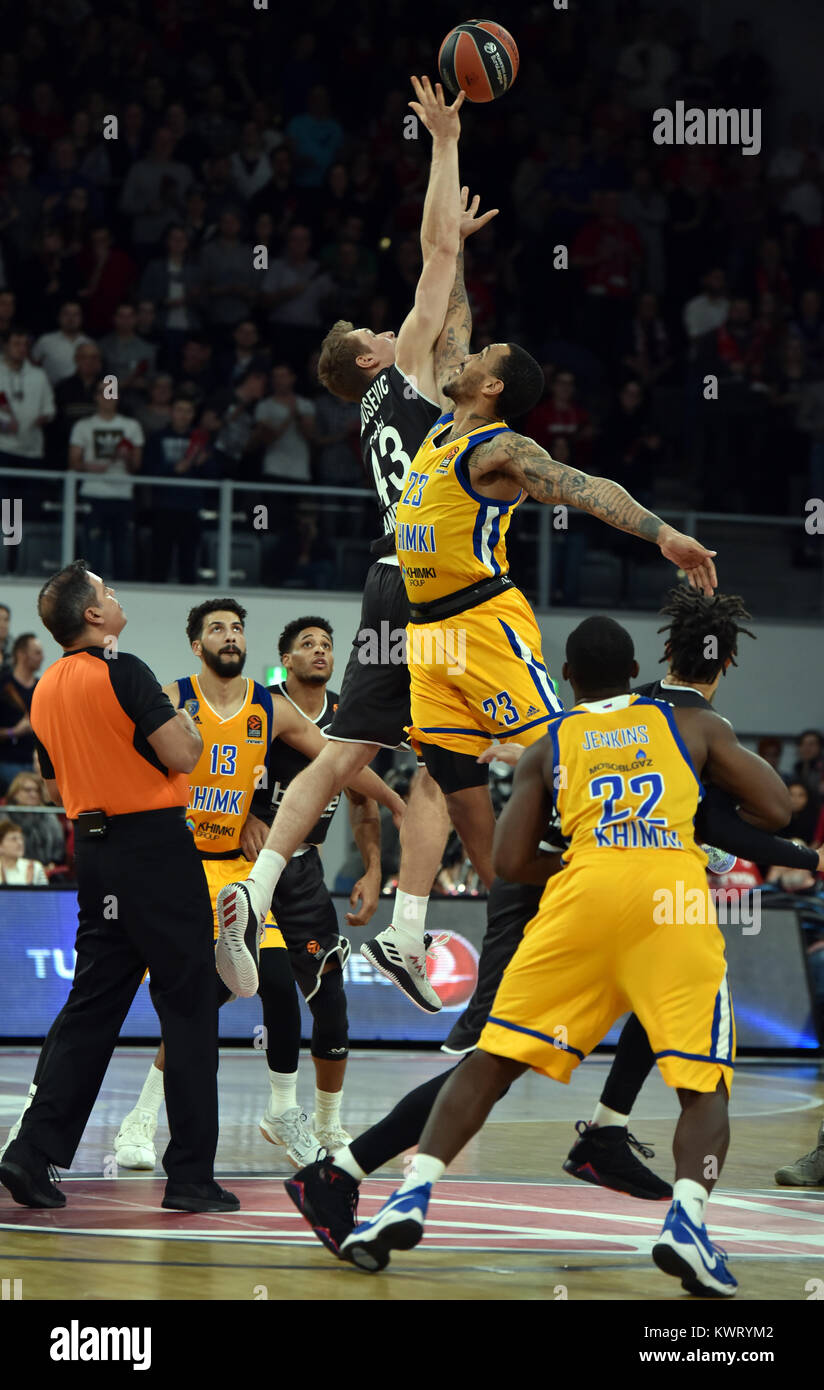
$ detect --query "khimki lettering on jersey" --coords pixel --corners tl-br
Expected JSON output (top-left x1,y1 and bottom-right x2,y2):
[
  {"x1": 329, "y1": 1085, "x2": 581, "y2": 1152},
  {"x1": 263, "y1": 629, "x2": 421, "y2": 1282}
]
[
  {"x1": 595, "y1": 821, "x2": 685, "y2": 850},
  {"x1": 189, "y1": 785, "x2": 246, "y2": 816},
  {"x1": 396, "y1": 522, "x2": 437, "y2": 553}
]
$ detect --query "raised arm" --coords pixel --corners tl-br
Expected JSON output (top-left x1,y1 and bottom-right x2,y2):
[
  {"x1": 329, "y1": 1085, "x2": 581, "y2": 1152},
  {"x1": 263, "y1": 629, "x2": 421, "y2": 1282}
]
[
  {"x1": 472, "y1": 432, "x2": 718, "y2": 596},
  {"x1": 394, "y1": 77, "x2": 463, "y2": 395},
  {"x1": 433, "y1": 190, "x2": 499, "y2": 406},
  {"x1": 701, "y1": 714, "x2": 792, "y2": 832}
]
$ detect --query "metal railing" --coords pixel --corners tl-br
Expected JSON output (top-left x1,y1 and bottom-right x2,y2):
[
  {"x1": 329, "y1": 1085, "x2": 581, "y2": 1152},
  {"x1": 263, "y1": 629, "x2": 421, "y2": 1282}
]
[{"x1": 1, "y1": 466, "x2": 822, "y2": 616}]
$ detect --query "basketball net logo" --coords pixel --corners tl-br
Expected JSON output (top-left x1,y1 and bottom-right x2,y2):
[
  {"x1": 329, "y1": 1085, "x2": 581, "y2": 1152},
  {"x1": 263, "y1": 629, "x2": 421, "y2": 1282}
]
[{"x1": 425, "y1": 932, "x2": 479, "y2": 1011}]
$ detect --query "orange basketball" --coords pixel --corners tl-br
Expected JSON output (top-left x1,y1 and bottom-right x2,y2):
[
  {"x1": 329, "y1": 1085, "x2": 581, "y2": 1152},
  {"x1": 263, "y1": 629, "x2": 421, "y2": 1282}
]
[{"x1": 438, "y1": 19, "x2": 519, "y2": 103}]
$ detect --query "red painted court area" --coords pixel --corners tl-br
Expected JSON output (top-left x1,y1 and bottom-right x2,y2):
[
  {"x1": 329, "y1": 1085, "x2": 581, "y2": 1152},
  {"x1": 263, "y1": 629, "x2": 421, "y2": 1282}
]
[{"x1": 2, "y1": 1178, "x2": 822, "y2": 1257}]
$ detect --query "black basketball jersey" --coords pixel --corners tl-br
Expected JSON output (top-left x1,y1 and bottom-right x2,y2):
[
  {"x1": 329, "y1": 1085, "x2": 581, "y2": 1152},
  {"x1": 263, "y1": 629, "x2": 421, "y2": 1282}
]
[
  {"x1": 360, "y1": 362, "x2": 442, "y2": 557},
  {"x1": 634, "y1": 679, "x2": 711, "y2": 710},
  {"x1": 250, "y1": 682, "x2": 341, "y2": 845}
]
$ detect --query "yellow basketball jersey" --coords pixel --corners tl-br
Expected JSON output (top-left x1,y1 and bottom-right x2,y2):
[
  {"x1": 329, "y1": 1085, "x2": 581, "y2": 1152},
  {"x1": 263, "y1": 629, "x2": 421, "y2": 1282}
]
[
  {"x1": 176, "y1": 674, "x2": 274, "y2": 854},
  {"x1": 549, "y1": 693, "x2": 706, "y2": 866},
  {"x1": 395, "y1": 412, "x2": 522, "y2": 604}
]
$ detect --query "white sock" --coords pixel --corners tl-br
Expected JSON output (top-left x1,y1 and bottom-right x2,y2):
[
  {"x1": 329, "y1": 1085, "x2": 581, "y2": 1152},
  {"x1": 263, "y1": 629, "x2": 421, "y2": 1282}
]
[
  {"x1": 673, "y1": 1178, "x2": 709, "y2": 1227},
  {"x1": 248, "y1": 849, "x2": 287, "y2": 908},
  {"x1": 314, "y1": 1087, "x2": 342, "y2": 1130},
  {"x1": 392, "y1": 890, "x2": 430, "y2": 943},
  {"x1": 331, "y1": 1144, "x2": 366, "y2": 1182},
  {"x1": 268, "y1": 1069, "x2": 298, "y2": 1115},
  {"x1": 136, "y1": 1063, "x2": 165, "y2": 1116},
  {"x1": 591, "y1": 1102, "x2": 629, "y2": 1129},
  {"x1": 398, "y1": 1152, "x2": 445, "y2": 1192},
  {"x1": 27, "y1": 1082, "x2": 37, "y2": 1100}
]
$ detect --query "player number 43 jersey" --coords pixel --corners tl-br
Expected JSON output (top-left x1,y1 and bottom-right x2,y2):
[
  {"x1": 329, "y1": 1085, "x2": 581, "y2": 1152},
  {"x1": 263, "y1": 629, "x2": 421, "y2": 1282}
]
[{"x1": 549, "y1": 693, "x2": 706, "y2": 866}]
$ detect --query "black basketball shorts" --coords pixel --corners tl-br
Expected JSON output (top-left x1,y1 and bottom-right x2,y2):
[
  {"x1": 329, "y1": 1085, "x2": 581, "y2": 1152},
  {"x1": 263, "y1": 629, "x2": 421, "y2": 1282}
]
[
  {"x1": 271, "y1": 846, "x2": 349, "y2": 1000},
  {"x1": 325, "y1": 559, "x2": 412, "y2": 750}
]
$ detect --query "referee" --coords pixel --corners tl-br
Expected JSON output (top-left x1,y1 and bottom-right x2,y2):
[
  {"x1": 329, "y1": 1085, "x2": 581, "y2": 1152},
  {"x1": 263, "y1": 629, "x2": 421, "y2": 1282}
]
[{"x1": 0, "y1": 561, "x2": 237, "y2": 1214}]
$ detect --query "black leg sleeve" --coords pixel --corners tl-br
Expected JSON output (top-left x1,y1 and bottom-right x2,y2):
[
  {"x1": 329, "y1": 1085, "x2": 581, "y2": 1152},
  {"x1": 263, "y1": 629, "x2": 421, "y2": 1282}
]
[
  {"x1": 349, "y1": 1068, "x2": 459, "y2": 1174},
  {"x1": 258, "y1": 947, "x2": 301, "y2": 1074},
  {"x1": 600, "y1": 1013, "x2": 656, "y2": 1115}
]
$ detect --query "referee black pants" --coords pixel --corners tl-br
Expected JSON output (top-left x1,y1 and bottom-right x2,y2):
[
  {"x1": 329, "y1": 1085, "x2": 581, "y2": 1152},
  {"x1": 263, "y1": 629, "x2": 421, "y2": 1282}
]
[{"x1": 19, "y1": 808, "x2": 219, "y2": 1184}]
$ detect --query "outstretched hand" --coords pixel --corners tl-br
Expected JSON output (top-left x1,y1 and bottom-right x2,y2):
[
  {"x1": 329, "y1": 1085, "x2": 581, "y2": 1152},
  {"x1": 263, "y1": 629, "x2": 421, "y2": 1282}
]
[
  {"x1": 658, "y1": 527, "x2": 718, "y2": 596},
  {"x1": 459, "y1": 185, "x2": 499, "y2": 240},
  {"x1": 409, "y1": 74, "x2": 465, "y2": 140}
]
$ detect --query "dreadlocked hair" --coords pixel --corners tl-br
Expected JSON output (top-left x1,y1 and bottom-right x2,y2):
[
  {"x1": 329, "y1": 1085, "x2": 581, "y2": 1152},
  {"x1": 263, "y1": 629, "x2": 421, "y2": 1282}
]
[{"x1": 657, "y1": 588, "x2": 755, "y2": 684}]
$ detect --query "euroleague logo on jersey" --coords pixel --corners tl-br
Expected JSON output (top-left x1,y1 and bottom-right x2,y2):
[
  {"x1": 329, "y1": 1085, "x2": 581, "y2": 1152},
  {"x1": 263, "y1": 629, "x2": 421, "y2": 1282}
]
[
  {"x1": 426, "y1": 932, "x2": 479, "y2": 1010},
  {"x1": 246, "y1": 714, "x2": 263, "y2": 742}
]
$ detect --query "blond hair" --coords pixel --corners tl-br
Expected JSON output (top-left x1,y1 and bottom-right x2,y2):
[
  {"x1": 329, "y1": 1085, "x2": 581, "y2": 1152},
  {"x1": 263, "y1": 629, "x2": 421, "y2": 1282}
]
[{"x1": 317, "y1": 320, "x2": 371, "y2": 402}]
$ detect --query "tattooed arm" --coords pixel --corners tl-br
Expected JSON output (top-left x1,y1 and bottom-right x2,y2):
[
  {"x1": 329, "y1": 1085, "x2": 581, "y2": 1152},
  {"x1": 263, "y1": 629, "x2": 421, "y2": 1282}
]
[
  {"x1": 434, "y1": 190, "x2": 499, "y2": 406},
  {"x1": 471, "y1": 432, "x2": 718, "y2": 594}
]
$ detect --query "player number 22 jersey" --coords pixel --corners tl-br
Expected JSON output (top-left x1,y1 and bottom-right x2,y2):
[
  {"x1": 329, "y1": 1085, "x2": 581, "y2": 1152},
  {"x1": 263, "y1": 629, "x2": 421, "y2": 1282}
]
[{"x1": 549, "y1": 694, "x2": 706, "y2": 866}]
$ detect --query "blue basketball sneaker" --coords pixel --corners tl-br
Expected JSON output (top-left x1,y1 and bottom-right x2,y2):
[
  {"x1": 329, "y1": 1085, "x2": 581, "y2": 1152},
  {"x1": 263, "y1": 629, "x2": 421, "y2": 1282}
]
[
  {"x1": 339, "y1": 1182, "x2": 431, "y2": 1272},
  {"x1": 653, "y1": 1200, "x2": 738, "y2": 1297}
]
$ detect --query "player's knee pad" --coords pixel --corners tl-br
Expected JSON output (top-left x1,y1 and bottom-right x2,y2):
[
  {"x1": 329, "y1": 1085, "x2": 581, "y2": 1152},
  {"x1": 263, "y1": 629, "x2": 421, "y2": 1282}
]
[
  {"x1": 309, "y1": 966, "x2": 349, "y2": 1060},
  {"x1": 257, "y1": 943, "x2": 296, "y2": 1005},
  {"x1": 420, "y1": 743, "x2": 490, "y2": 794}
]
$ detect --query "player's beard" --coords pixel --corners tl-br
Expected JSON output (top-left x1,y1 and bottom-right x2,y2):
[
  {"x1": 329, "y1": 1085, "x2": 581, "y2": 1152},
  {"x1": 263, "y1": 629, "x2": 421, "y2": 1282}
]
[{"x1": 202, "y1": 646, "x2": 246, "y2": 677}]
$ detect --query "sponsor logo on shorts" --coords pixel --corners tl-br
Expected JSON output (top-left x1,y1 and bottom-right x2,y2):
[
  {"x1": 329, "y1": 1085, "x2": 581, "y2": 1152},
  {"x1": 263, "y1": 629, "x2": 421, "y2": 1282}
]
[
  {"x1": 247, "y1": 714, "x2": 263, "y2": 741},
  {"x1": 305, "y1": 940, "x2": 321, "y2": 955}
]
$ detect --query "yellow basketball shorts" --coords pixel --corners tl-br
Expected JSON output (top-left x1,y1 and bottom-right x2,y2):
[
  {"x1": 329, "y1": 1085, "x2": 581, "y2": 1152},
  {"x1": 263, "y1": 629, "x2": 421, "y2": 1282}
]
[
  {"x1": 406, "y1": 587, "x2": 563, "y2": 757},
  {"x1": 480, "y1": 850, "x2": 735, "y2": 1094},
  {"x1": 201, "y1": 855, "x2": 285, "y2": 950}
]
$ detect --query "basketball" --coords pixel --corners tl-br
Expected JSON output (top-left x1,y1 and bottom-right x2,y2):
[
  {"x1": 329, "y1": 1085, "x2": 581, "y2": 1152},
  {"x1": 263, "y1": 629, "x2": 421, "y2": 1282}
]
[{"x1": 438, "y1": 19, "x2": 519, "y2": 103}]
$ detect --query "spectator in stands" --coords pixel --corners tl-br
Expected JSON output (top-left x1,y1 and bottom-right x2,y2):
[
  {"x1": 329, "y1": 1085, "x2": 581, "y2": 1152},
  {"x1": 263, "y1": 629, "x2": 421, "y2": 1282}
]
[
  {"x1": 199, "y1": 208, "x2": 258, "y2": 335},
  {"x1": 714, "y1": 18, "x2": 772, "y2": 111},
  {"x1": 211, "y1": 366, "x2": 268, "y2": 478},
  {"x1": 36, "y1": 136, "x2": 100, "y2": 221},
  {"x1": 0, "y1": 291, "x2": 16, "y2": 343},
  {"x1": 50, "y1": 340, "x2": 103, "y2": 466},
  {"x1": 138, "y1": 225, "x2": 203, "y2": 363},
  {"x1": 286, "y1": 85, "x2": 344, "y2": 190},
  {"x1": 0, "y1": 819, "x2": 48, "y2": 886},
  {"x1": 525, "y1": 368, "x2": 593, "y2": 462},
  {"x1": 308, "y1": 348, "x2": 361, "y2": 486},
  {"x1": 0, "y1": 633, "x2": 43, "y2": 791},
  {"x1": 4, "y1": 771, "x2": 65, "y2": 874},
  {"x1": 177, "y1": 335, "x2": 218, "y2": 404},
  {"x1": 325, "y1": 239, "x2": 376, "y2": 324},
  {"x1": 230, "y1": 121, "x2": 273, "y2": 203},
  {"x1": 790, "y1": 288, "x2": 824, "y2": 374},
  {"x1": 23, "y1": 226, "x2": 79, "y2": 333},
  {"x1": 571, "y1": 190, "x2": 643, "y2": 356},
  {"x1": 98, "y1": 302, "x2": 157, "y2": 404},
  {"x1": 620, "y1": 165, "x2": 668, "y2": 295},
  {"x1": 132, "y1": 374, "x2": 174, "y2": 436},
  {"x1": 620, "y1": 291, "x2": 675, "y2": 387},
  {"x1": 261, "y1": 223, "x2": 334, "y2": 365},
  {"x1": 0, "y1": 145, "x2": 42, "y2": 271},
  {"x1": 119, "y1": 126, "x2": 193, "y2": 259},
  {"x1": 68, "y1": 378, "x2": 144, "y2": 579},
  {"x1": 181, "y1": 184, "x2": 210, "y2": 250},
  {"x1": 683, "y1": 266, "x2": 730, "y2": 355},
  {"x1": 143, "y1": 396, "x2": 216, "y2": 583},
  {"x1": 253, "y1": 362, "x2": 315, "y2": 484},
  {"x1": 75, "y1": 226, "x2": 138, "y2": 337},
  {"x1": 194, "y1": 82, "x2": 239, "y2": 157},
  {"x1": 616, "y1": 9, "x2": 678, "y2": 111},
  {"x1": 715, "y1": 296, "x2": 768, "y2": 384},
  {"x1": 267, "y1": 500, "x2": 335, "y2": 589},
  {"x1": 793, "y1": 731, "x2": 824, "y2": 800},
  {"x1": 201, "y1": 154, "x2": 239, "y2": 227},
  {"x1": 599, "y1": 377, "x2": 664, "y2": 505},
  {"x1": 216, "y1": 319, "x2": 269, "y2": 385},
  {"x1": 32, "y1": 301, "x2": 93, "y2": 386},
  {"x1": 0, "y1": 328, "x2": 55, "y2": 485}
]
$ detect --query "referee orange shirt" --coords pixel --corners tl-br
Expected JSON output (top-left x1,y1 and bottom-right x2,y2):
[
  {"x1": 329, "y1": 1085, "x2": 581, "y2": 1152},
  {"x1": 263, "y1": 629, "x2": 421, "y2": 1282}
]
[{"x1": 30, "y1": 647, "x2": 189, "y2": 818}]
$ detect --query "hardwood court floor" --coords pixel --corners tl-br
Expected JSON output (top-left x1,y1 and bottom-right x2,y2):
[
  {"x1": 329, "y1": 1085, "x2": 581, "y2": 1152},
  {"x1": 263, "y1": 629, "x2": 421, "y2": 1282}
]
[{"x1": 1, "y1": 1049, "x2": 822, "y2": 1301}]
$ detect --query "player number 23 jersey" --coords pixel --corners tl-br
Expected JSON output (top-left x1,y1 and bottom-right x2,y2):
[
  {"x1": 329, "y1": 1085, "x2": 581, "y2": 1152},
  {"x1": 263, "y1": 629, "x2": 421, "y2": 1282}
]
[
  {"x1": 177, "y1": 674, "x2": 274, "y2": 853},
  {"x1": 395, "y1": 412, "x2": 522, "y2": 604},
  {"x1": 549, "y1": 694, "x2": 705, "y2": 864}
]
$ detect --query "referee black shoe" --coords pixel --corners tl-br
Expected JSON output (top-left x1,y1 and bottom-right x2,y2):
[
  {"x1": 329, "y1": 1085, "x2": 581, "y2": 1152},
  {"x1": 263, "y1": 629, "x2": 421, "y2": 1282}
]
[
  {"x1": 0, "y1": 1144, "x2": 66, "y2": 1208},
  {"x1": 563, "y1": 1121, "x2": 673, "y2": 1201},
  {"x1": 216, "y1": 881, "x2": 263, "y2": 997},
  {"x1": 284, "y1": 1158, "x2": 360, "y2": 1257},
  {"x1": 361, "y1": 926, "x2": 442, "y2": 1013},
  {"x1": 161, "y1": 1181, "x2": 240, "y2": 1213}
]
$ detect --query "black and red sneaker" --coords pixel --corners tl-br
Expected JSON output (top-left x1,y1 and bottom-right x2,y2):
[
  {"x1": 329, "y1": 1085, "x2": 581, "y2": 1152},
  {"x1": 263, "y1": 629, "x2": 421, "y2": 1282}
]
[
  {"x1": 563, "y1": 1121, "x2": 672, "y2": 1200},
  {"x1": 284, "y1": 1158, "x2": 360, "y2": 1257}
]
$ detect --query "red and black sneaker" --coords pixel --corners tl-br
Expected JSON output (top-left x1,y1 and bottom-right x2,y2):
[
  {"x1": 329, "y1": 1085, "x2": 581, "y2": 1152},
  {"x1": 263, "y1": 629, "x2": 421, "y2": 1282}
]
[
  {"x1": 284, "y1": 1158, "x2": 360, "y2": 1257},
  {"x1": 563, "y1": 1121, "x2": 672, "y2": 1200}
]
